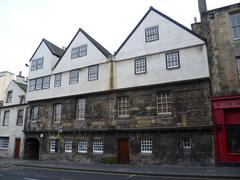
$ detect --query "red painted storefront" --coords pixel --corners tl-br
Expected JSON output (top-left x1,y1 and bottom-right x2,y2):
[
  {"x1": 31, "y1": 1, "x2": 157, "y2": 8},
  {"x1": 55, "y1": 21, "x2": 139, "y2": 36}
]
[{"x1": 212, "y1": 95, "x2": 240, "y2": 164}]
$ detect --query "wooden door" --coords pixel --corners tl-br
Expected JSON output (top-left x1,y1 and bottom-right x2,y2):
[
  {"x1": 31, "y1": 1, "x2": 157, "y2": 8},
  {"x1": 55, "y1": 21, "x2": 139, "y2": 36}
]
[
  {"x1": 14, "y1": 138, "x2": 21, "y2": 159},
  {"x1": 118, "y1": 139, "x2": 129, "y2": 164}
]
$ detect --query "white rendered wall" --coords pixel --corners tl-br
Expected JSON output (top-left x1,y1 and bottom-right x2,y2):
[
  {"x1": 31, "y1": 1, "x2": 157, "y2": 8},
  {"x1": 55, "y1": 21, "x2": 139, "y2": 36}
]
[
  {"x1": 0, "y1": 72, "x2": 14, "y2": 101},
  {"x1": 53, "y1": 31, "x2": 108, "y2": 74},
  {"x1": 115, "y1": 10, "x2": 205, "y2": 60},
  {"x1": 115, "y1": 45, "x2": 209, "y2": 89},
  {"x1": 0, "y1": 106, "x2": 26, "y2": 158},
  {"x1": 27, "y1": 62, "x2": 111, "y2": 101},
  {"x1": 28, "y1": 41, "x2": 58, "y2": 80}
]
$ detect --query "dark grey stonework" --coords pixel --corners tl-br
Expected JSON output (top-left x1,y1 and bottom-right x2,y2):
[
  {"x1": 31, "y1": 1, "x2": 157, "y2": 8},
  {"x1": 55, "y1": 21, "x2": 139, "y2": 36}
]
[{"x1": 24, "y1": 79, "x2": 214, "y2": 166}]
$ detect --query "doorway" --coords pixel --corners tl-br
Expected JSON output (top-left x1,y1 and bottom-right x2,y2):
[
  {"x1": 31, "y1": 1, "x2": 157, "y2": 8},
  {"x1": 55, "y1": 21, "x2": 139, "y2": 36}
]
[
  {"x1": 14, "y1": 138, "x2": 21, "y2": 159},
  {"x1": 118, "y1": 139, "x2": 129, "y2": 164},
  {"x1": 24, "y1": 138, "x2": 40, "y2": 160}
]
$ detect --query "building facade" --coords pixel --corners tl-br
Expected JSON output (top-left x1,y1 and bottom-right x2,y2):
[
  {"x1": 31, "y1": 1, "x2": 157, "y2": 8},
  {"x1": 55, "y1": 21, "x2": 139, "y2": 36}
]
[
  {"x1": 0, "y1": 71, "x2": 14, "y2": 103},
  {"x1": 192, "y1": 1, "x2": 240, "y2": 165},
  {"x1": 24, "y1": 7, "x2": 213, "y2": 166},
  {"x1": 0, "y1": 73, "x2": 28, "y2": 159}
]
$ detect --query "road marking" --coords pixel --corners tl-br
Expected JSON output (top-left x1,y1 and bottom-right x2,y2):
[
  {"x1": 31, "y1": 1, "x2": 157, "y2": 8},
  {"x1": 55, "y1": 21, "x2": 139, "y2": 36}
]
[
  {"x1": 127, "y1": 174, "x2": 136, "y2": 179},
  {"x1": 24, "y1": 178, "x2": 40, "y2": 180}
]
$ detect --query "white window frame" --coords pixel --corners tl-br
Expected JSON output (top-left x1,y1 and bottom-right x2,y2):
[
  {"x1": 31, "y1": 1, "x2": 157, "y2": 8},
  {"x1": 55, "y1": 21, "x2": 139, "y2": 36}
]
[
  {"x1": 29, "y1": 79, "x2": 36, "y2": 91},
  {"x1": 93, "y1": 139, "x2": 103, "y2": 153},
  {"x1": 166, "y1": 51, "x2": 180, "y2": 69},
  {"x1": 31, "y1": 58, "x2": 44, "y2": 71},
  {"x1": 50, "y1": 139, "x2": 57, "y2": 152},
  {"x1": 53, "y1": 104, "x2": 62, "y2": 123},
  {"x1": 16, "y1": 109, "x2": 24, "y2": 126},
  {"x1": 43, "y1": 76, "x2": 50, "y2": 89},
  {"x1": 35, "y1": 78, "x2": 43, "y2": 90},
  {"x1": 3, "y1": 110, "x2": 10, "y2": 126},
  {"x1": 156, "y1": 92, "x2": 172, "y2": 114},
  {"x1": 135, "y1": 58, "x2": 147, "y2": 74},
  {"x1": 69, "y1": 70, "x2": 79, "y2": 84},
  {"x1": 31, "y1": 106, "x2": 39, "y2": 122},
  {"x1": 182, "y1": 137, "x2": 191, "y2": 150},
  {"x1": 6, "y1": 91, "x2": 12, "y2": 103},
  {"x1": 236, "y1": 58, "x2": 240, "y2": 79},
  {"x1": 54, "y1": 73, "x2": 62, "y2": 87},
  {"x1": 71, "y1": 45, "x2": 87, "y2": 59},
  {"x1": 78, "y1": 139, "x2": 87, "y2": 153},
  {"x1": 141, "y1": 138, "x2": 152, "y2": 153},
  {"x1": 230, "y1": 13, "x2": 240, "y2": 40},
  {"x1": 65, "y1": 139, "x2": 72, "y2": 153},
  {"x1": 76, "y1": 99, "x2": 86, "y2": 120},
  {"x1": 118, "y1": 96, "x2": 129, "y2": 118},
  {"x1": 0, "y1": 137, "x2": 9, "y2": 150},
  {"x1": 88, "y1": 65, "x2": 99, "y2": 81},
  {"x1": 145, "y1": 26, "x2": 159, "y2": 42}
]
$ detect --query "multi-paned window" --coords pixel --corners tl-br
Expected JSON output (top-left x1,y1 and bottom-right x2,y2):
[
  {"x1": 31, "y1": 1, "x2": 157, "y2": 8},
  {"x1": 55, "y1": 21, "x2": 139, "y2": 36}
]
[
  {"x1": 19, "y1": 95, "x2": 25, "y2": 104},
  {"x1": 78, "y1": 139, "x2": 87, "y2": 153},
  {"x1": 93, "y1": 139, "x2": 103, "y2": 153},
  {"x1": 29, "y1": 76, "x2": 51, "y2": 91},
  {"x1": 0, "y1": 137, "x2": 9, "y2": 150},
  {"x1": 65, "y1": 139, "x2": 73, "y2": 153},
  {"x1": 117, "y1": 97, "x2": 129, "y2": 117},
  {"x1": 6, "y1": 91, "x2": 13, "y2": 103},
  {"x1": 135, "y1": 58, "x2": 147, "y2": 74},
  {"x1": 3, "y1": 110, "x2": 10, "y2": 126},
  {"x1": 230, "y1": 13, "x2": 240, "y2": 39},
  {"x1": 88, "y1": 65, "x2": 99, "y2": 81},
  {"x1": 145, "y1": 26, "x2": 159, "y2": 42},
  {"x1": 156, "y1": 92, "x2": 172, "y2": 114},
  {"x1": 76, "y1": 99, "x2": 86, "y2": 120},
  {"x1": 54, "y1": 73, "x2": 62, "y2": 87},
  {"x1": 53, "y1": 104, "x2": 62, "y2": 123},
  {"x1": 141, "y1": 138, "x2": 152, "y2": 153},
  {"x1": 71, "y1": 45, "x2": 87, "y2": 59},
  {"x1": 50, "y1": 139, "x2": 58, "y2": 152},
  {"x1": 69, "y1": 70, "x2": 79, "y2": 84},
  {"x1": 166, "y1": 51, "x2": 180, "y2": 69},
  {"x1": 16, "y1": 109, "x2": 24, "y2": 126},
  {"x1": 31, "y1": 58, "x2": 44, "y2": 71},
  {"x1": 182, "y1": 137, "x2": 191, "y2": 149},
  {"x1": 31, "y1": 106, "x2": 39, "y2": 122}
]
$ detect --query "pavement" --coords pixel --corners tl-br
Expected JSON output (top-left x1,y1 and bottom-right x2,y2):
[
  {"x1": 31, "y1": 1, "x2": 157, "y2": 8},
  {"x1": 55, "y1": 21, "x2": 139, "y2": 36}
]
[{"x1": 0, "y1": 158, "x2": 240, "y2": 179}]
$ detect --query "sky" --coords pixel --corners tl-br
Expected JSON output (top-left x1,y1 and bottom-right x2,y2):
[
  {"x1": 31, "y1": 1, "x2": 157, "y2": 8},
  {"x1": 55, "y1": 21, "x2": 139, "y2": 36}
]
[{"x1": 0, "y1": 0, "x2": 239, "y2": 77}]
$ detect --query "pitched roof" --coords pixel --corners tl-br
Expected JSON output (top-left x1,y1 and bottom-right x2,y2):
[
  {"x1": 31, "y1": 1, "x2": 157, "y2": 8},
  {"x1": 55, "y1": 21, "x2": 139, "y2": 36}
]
[
  {"x1": 14, "y1": 80, "x2": 27, "y2": 93},
  {"x1": 43, "y1": 39, "x2": 64, "y2": 58},
  {"x1": 53, "y1": 28, "x2": 112, "y2": 69},
  {"x1": 114, "y1": 6, "x2": 206, "y2": 56},
  {"x1": 29, "y1": 39, "x2": 63, "y2": 62}
]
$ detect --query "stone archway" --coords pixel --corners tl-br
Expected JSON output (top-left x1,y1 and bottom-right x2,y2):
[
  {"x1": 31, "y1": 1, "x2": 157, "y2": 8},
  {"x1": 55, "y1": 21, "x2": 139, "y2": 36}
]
[{"x1": 24, "y1": 138, "x2": 40, "y2": 160}]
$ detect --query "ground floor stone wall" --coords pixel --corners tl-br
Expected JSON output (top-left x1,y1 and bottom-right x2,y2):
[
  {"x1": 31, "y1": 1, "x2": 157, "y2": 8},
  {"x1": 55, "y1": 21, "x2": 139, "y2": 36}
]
[{"x1": 25, "y1": 129, "x2": 214, "y2": 166}]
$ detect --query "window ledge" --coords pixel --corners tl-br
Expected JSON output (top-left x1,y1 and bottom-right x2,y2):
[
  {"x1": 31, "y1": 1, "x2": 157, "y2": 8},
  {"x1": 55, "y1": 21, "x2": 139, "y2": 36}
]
[{"x1": 157, "y1": 112, "x2": 172, "y2": 115}]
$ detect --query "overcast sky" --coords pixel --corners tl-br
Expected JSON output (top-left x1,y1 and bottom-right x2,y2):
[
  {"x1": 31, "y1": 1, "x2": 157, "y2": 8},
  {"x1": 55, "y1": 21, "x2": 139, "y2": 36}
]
[{"x1": 0, "y1": 0, "x2": 239, "y2": 77}]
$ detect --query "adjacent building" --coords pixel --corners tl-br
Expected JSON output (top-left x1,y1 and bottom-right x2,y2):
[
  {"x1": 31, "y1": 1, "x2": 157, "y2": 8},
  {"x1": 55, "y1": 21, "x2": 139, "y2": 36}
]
[
  {"x1": 192, "y1": 1, "x2": 240, "y2": 165},
  {"x1": 24, "y1": 7, "x2": 213, "y2": 166},
  {"x1": 0, "y1": 71, "x2": 14, "y2": 104},
  {"x1": 0, "y1": 72, "x2": 27, "y2": 159}
]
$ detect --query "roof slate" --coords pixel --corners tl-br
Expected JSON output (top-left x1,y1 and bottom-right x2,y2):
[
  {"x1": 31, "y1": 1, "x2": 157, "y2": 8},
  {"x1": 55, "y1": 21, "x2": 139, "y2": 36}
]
[
  {"x1": 43, "y1": 39, "x2": 64, "y2": 58},
  {"x1": 14, "y1": 80, "x2": 27, "y2": 93}
]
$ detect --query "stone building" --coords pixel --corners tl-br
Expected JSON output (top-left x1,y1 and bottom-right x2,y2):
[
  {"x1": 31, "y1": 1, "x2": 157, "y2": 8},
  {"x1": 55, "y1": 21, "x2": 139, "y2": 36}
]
[
  {"x1": 192, "y1": 1, "x2": 240, "y2": 165},
  {"x1": 0, "y1": 72, "x2": 28, "y2": 159},
  {"x1": 24, "y1": 7, "x2": 213, "y2": 166}
]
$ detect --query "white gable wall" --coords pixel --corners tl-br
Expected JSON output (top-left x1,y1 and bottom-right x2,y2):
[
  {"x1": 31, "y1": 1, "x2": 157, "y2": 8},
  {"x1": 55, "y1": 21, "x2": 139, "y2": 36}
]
[
  {"x1": 3, "y1": 81, "x2": 26, "y2": 106},
  {"x1": 115, "y1": 11, "x2": 205, "y2": 60},
  {"x1": 28, "y1": 41, "x2": 56, "y2": 80},
  {"x1": 53, "y1": 31, "x2": 108, "y2": 74}
]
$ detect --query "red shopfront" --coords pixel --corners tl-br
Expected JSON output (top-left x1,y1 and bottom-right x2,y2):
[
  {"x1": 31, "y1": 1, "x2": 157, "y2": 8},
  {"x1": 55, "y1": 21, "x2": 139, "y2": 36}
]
[{"x1": 212, "y1": 96, "x2": 240, "y2": 165}]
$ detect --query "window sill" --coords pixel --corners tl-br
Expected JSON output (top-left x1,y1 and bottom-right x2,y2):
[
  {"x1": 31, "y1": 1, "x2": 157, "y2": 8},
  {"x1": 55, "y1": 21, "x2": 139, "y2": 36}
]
[
  {"x1": 118, "y1": 115, "x2": 130, "y2": 118},
  {"x1": 0, "y1": 148, "x2": 8, "y2": 151},
  {"x1": 93, "y1": 152, "x2": 103, "y2": 154},
  {"x1": 78, "y1": 151, "x2": 87, "y2": 154},
  {"x1": 141, "y1": 152, "x2": 152, "y2": 155},
  {"x1": 157, "y1": 112, "x2": 172, "y2": 115}
]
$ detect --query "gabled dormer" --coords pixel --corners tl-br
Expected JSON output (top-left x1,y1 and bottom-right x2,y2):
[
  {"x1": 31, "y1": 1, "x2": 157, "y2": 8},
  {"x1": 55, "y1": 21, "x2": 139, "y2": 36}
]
[
  {"x1": 115, "y1": 7, "x2": 206, "y2": 60},
  {"x1": 28, "y1": 39, "x2": 64, "y2": 80},
  {"x1": 53, "y1": 28, "x2": 111, "y2": 73}
]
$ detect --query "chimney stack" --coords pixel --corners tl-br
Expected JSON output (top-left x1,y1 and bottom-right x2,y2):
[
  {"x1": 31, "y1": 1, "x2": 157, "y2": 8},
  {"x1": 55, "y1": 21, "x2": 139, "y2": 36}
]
[
  {"x1": 16, "y1": 71, "x2": 27, "y2": 84},
  {"x1": 198, "y1": 0, "x2": 207, "y2": 18}
]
